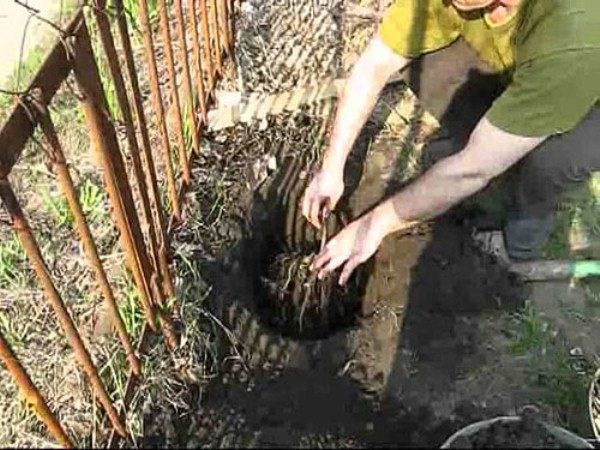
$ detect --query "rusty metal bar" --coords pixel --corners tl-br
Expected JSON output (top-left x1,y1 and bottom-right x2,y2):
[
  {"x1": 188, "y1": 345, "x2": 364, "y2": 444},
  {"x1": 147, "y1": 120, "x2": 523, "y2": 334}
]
[
  {"x1": 208, "y1": 0, "x2": 223, "y2": 73},
  {"x1": 227, "y1": 0, "x2": 235, "y2": 54},
  {"x1": 113, "y1": 0, "x2": 176, "y2": 299},
  {"x1": 138, "y1": 0, "x2": 181, "y2": 221},
  {"x1": 0, "y1": 179, "x2": 126, "y2": 437},
  {"x1": 198, "y1": 0, "x2": 215, "y2": 91},
  {"x1": 92, "y1": 0, "x2": 164, "y2": 298},
  {"x1": 31, "y1": 95, "x2": 141, "y2": 377},
  {"x1": 0, "y1": 11, "x2": 85, "y2": 178},
  {"x1": 157, "y1": 0, "x2": 192, "y2": 185},
  {"x1": 168, "y1": 149, "x2": 198, "y2": 234},
  {"x1": 217, "y1": 0, "x2": 229, "y2": 54},
  {"x1": 0, "y1": 331, "x2": 73, "y2": 448},
  {"x1": 113, "y1": 2, "x2": 237, "y2": 444},
  {"x1": 228, "y1": 0, "x2": 236, "y2": 54},
  {"x1": 189, "y1": 0, "x2": 208, "y2": 122},
  {"x1": 174, "y1": 0, "x2": 201, "y2": 156},
  {"x1": 71, "y1": 23, "x2": 179, "y2": 349},
  {"x1": 165, "y1": 16, "x2": 228, "y2": 236},
  {"x1": 72, "y1": 21, "x2": 180, "y2": 349}
]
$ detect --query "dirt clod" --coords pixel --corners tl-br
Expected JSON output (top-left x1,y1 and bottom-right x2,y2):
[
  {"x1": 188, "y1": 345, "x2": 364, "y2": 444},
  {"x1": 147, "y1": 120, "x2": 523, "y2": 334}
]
[{"x1": 445, "y1": 419, "x2": 567, "y2": 449}]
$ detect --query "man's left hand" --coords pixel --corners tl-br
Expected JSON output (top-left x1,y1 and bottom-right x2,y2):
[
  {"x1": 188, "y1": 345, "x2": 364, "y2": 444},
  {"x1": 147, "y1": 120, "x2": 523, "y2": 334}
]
[{"x1": 311, "y1": 212, "x2": 386, "y2": 285}]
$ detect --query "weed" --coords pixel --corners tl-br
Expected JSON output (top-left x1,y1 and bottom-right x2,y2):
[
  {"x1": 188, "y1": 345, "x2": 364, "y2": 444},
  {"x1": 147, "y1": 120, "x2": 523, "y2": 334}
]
[
  {"x1": 6, "y1": 45, "x2": 46, "y2": 93},
  {"x1": 182, "y1": 104, "x2": 194, "y2": 149},
  {"x1": 98, "y1": 343, "x2": 129, "y2": 402},
  {"x1": 0, "y1": 235, "x2": 28, "y2": 289},
  {"x1": 159, "y1": 181, "x2": 172, "y2": 218},
  {"x1": 122, "y1": 0, "x2": 161, "y2": 31},
  {"x1": 581, "y1": 279, "x2": 600, "y2": 308},
  {"x1": 117, "y1": 275, "x2": 146, "y2": 340},
  {"x1": 79, "y1": 179, "x2": 107, "y2": 224},
  {"x1": 508, "y1": 301, "x2": 594, "y2": 434},
  {"x1": 39, "y1": 178, "x2": 107, "y2": 228},
  {"x1": 99, "y1": 60, "x2": 120, "y2": 121},
  {"x1": 537, "y1": 351, "x2": 592, "y2": 424},
  {"x1": 544, "y1": 178, "x2": 600, "y2": 259},
  {"x1": 508, "y1": 301, "x2": 551, "y2": 355},
  {"x1": 0, "y1": 45, "x2": 46, "y2": 123},
  {"x1": 41, "y1": 186, "x2": 73, "y2": 227},
  {"x1": 0, "y1": 311, "x2": 23, "y2": 348}
]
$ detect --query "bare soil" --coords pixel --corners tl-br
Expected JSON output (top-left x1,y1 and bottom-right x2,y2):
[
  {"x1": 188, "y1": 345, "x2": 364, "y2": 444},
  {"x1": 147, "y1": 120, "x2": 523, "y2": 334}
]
[{"x1": 142, "y1": 98, "x2": 572, "y2": 448}]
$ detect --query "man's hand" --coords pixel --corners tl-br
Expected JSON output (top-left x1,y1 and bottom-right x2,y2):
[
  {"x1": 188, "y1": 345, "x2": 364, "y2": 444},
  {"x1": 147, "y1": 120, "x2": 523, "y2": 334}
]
[
  {"x1": 311, "y1": 211, "x2": 387, "y2": 285},
  {"x1": 310, "y1": 117, "x2": 546, "y2": 286},
  {"x1": 301, "y1": 168, "x2": 344, "y2": 228},
  {"x1": 301, "y1": 37, "x2": 409, "y2": 228}
]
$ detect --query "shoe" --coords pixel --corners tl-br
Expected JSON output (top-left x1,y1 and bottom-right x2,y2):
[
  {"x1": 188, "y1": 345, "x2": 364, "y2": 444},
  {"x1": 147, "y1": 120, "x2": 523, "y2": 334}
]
[
  {"x1": 472, "y1": 229, "x2": 513, "y2": 267},
  {"x1": 472, "y1": 230, "x2": 539, "y2": 296}
]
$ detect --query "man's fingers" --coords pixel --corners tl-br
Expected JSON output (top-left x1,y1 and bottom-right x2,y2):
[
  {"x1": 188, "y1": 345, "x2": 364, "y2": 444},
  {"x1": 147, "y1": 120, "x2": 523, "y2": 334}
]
[
  {"x1": 309, "y1": 196, "x2": 325, "y2": 229},
  {"x1": 301, "y1": 189, "x2": 321, "y2": 228},
  {"x1": 304, "y1": 198, "x2": 320, "y2": 229},
  {"x1": 311, "y1": 246, "x2": 331, "y2": 271},
  {"x1": 301, "y1": 191, "x2": 311, "y2": 222},
  {"x1": 312, "y1": 231, "x2": 344, "y2": 270},
  {"x1": 318, "y1": 255, "x2": 346, "y2": 279},
  {"x1": 339, "y1": 255, "x2": 362, "y2": 286}
]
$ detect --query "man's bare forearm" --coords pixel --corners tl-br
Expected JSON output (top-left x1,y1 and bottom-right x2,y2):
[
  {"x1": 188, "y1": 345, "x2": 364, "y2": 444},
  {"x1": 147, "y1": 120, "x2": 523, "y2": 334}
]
[
  {"x1": 369, "y1": 118, "x2": 546, "y2": 237},
  {"x1": 322, "y1": 38, "x2": 409, "y2": 174},
  {"x1": 371, "y1": 153, "x2": 489, "y2": 235}
]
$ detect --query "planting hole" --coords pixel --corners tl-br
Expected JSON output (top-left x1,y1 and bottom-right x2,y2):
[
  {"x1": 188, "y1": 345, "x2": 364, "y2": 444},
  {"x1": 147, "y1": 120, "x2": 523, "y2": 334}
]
[{"x1": 247, "y1": 202, "x2": 370, "y2": 340}]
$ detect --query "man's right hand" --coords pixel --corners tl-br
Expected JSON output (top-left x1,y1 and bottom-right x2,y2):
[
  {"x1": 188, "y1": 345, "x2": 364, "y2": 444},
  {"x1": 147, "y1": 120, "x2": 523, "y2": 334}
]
[{"x1": 301, "y1": 168, "x2": 344, "y2": 228}]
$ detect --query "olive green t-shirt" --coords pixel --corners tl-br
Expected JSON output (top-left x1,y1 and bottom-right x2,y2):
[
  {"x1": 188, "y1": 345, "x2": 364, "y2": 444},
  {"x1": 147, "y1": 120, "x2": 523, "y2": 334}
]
[{"x1": 379, "y1": 0, "x2": 600, "y2": 137}]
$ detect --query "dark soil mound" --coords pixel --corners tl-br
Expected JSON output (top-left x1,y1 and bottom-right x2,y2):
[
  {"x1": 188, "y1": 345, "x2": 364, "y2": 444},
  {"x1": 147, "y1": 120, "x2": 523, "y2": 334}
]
[{"x1": 444, "y1": 418, "x2": 588, "y2": 449}]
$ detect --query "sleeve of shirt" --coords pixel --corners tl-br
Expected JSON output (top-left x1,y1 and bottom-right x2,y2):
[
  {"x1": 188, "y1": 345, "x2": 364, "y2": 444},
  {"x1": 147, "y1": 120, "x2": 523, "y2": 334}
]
[
  {"x1": 378, "y1": 0, "x2": 461, "y2": 58},
  {"x1": 487, "y1": 50, "x2": 600, "y2": 137}
]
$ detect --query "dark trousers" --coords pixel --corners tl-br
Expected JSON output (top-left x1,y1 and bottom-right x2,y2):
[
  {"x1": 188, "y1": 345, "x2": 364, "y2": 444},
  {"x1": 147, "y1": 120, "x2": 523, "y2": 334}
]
[
  {"x1": 409, "y1": 41, "x2": 600, "y2": 260},
  {"x1": 503, "y1": 107, "x2": 600, "y2": 259}
]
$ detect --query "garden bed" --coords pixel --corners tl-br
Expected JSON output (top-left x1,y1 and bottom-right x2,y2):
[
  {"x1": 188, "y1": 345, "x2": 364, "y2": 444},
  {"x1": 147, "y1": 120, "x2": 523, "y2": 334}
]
[{"x1": 0, "y1": 0, "x2": 597, "y2": 448}]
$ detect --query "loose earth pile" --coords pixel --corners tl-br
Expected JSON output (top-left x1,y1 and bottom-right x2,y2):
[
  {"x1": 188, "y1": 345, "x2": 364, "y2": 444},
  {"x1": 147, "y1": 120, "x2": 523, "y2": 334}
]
[{"x1": 446, "y1": 419, "x2": 572, "y2": 449}]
